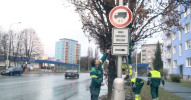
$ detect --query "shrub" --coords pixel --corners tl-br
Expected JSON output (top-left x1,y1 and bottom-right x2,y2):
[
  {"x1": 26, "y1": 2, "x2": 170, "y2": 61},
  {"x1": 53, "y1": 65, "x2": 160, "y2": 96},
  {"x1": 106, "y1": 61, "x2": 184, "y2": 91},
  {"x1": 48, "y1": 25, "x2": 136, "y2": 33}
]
[
  {"x1": 159, "y1": 69, "x2": 169, "y2": 80},
  {"x1": 170, "y1": 74, "x2": 182, "y2": 83}
]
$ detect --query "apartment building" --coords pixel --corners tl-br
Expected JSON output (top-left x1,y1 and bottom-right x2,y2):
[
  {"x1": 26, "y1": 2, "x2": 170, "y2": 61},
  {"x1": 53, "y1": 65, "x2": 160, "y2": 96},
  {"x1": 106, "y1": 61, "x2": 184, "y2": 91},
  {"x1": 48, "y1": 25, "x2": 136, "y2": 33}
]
[
  {"x1": 171, "y1": 4, "x2": 191, "y2": 79},
  {"x1": 141, "y1": 43, "x2": 163, "y2": 68},
  {"x1": 55, "y1": 38, "x2": 81, "y2": 64}
]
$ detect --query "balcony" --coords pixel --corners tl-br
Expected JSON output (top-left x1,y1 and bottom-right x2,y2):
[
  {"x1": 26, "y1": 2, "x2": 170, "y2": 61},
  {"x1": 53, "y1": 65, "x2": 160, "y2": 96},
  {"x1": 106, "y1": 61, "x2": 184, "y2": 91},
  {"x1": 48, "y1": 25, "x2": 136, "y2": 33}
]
[
  {"x1": 166, "y1": 40, "x2": 172, "y2": 48},
  {"x1": 165, "y1": 32, "x2": 170, "y2": 36},
  {"x1": 166, "y1": 54, "x2": 172, "y2": 59}
]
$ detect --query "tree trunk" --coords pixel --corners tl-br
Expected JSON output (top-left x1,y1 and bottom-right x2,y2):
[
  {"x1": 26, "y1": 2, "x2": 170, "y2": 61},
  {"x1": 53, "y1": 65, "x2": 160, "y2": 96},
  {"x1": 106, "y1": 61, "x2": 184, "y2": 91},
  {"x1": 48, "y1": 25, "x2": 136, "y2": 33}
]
[{"x1": 107, "y1": 55, "x2": 117, "y2": 99}]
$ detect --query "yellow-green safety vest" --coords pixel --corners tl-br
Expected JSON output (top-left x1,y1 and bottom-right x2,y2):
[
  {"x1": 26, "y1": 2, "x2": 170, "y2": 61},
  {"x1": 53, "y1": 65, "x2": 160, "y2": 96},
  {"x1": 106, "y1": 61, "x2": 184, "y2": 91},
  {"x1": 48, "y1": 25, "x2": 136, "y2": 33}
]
[
  {"x1": 122, "y1": 64, "x2": 132, "y2": 75},
  {"x1": 150, "y1": 70, "x2": 161, "y2": 78}
]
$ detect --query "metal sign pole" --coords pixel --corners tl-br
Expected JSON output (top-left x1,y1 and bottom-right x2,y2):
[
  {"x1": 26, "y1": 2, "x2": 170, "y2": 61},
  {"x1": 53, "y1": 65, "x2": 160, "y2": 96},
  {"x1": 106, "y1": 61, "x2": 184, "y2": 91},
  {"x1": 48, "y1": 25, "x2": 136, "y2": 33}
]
[
  {"x1": 110, "y1": 0, "x2": 133, "y2": 100},
  {"x1": 113, "y1": 1, "x2": 125, "y2": 100},
  {"x1": 117, "y1": 56, "x2": 122, "y2": 78},
  {"x1": 119, "y1": 0, "x2": 123, "y2": 6}
]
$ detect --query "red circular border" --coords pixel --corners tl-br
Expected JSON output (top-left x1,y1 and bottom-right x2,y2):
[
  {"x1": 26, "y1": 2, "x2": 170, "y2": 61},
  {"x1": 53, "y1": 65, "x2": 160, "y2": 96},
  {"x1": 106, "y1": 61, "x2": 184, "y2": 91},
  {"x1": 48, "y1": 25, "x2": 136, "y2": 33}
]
[{"x1": 109, "y1": 6, "x2": 132, "y2": 28}]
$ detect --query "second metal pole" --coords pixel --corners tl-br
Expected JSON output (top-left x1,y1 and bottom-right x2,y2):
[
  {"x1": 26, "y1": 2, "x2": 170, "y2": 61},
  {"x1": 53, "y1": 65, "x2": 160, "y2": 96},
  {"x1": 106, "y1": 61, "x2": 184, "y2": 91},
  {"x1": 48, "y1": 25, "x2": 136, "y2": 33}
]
[{"x1": 119, "y1": 0, "x2": 123, "y2": 6}]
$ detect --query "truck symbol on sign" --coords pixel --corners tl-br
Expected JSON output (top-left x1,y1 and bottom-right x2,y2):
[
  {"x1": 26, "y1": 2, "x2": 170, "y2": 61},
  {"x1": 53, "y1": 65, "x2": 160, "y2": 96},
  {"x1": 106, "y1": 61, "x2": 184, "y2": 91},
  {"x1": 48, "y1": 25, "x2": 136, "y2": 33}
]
[{"x1": 114, "y1": 12, "x2": 127, "y2": 19}]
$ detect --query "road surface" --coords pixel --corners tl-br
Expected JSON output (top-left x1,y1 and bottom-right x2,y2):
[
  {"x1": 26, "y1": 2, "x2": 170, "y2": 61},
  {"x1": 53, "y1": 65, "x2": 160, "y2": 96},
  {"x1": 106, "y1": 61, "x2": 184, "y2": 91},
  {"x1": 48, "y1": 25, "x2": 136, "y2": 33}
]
[{"x1": 0, "y1": 73, "x2": 107, "y2": 100}]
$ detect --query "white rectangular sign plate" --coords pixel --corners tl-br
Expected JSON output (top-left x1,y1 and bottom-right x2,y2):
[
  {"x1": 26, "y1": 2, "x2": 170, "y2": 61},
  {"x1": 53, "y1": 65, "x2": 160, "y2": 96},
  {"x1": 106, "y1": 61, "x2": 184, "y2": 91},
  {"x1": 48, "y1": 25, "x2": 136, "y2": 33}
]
[
  {"x1": 112, "y1": 45, "x2": 129, "y2": 55},
  {"x1": 112, "y1": 28, "x2": 129, "y2": 44}
]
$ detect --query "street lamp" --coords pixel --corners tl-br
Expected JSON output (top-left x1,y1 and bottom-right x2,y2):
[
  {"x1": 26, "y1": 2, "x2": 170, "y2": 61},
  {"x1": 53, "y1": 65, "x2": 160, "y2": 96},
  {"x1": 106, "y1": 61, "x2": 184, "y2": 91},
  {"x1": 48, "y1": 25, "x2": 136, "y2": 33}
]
[
  {"x1": 135, "y1": 42, "x2": 140, "y2": 78},
  {"x1": 6, "y1": 22, "x2": 21, "y2": 69}
]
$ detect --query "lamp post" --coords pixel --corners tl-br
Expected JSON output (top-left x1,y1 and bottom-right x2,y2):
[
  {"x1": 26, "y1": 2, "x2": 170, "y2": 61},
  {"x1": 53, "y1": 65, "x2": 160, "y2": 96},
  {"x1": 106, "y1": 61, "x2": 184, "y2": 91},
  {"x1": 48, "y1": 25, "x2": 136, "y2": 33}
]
[
  {"x1": 135, "y1": 45, "x2": 138, "y2": 78},
  {"x1": 6, "y1": 22, "x2": 21, "y2": 69}
]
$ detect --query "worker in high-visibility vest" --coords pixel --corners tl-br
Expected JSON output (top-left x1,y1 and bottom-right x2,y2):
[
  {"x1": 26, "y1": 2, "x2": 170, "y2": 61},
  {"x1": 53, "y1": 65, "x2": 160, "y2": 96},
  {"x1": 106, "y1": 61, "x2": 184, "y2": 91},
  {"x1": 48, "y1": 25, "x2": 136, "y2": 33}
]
[
  {"x1": 122, "y1": 64, "x2": 132, "y2": 76},
  {"x1": 147, "y1": 67, "x2": 165, "y2": 100},
  {"x1": 126, "y1": 77, "x2": 144, "y2": 100},
  {"x1": 89, "y1": 49, "x2": 110, "y2": 100}
]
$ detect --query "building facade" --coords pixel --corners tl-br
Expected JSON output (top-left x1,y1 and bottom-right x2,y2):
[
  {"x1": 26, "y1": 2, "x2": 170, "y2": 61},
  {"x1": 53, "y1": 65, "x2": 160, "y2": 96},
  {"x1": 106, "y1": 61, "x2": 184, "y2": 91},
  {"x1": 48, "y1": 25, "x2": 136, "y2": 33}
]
[
  {"x1": 55, "y1": 38, "x2": 81, "y2": 64},
  {"x1": 141, "y1": 43, "x2": 163, "y2": 68},
  {"x1": 162, "y1": 30, "x2": 173, "y2": 74},
  {"x1": 171, "y1": 4, "x2": 191, "y2": 78}
]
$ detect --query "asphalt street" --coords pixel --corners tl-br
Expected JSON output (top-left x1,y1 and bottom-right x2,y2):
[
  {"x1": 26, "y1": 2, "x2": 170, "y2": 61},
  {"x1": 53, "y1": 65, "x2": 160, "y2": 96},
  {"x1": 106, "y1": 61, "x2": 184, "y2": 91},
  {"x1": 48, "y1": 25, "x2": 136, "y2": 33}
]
[{"x1": 0, "y1": 73, "x2": 107, "y2": 100}]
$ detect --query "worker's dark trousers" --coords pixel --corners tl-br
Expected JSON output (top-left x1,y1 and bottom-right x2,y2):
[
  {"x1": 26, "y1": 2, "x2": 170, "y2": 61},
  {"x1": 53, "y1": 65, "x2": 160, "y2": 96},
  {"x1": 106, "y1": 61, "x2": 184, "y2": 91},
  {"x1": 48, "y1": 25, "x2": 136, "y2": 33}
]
[
  {"x1": 150, "y1": 86, "x2": 159, "y2": 99},
  {"x1": 134, "y1": 82, "x2": 144, "y2": 100},
  {"x1": 90, "y1": 87, "x2": 100, "y2": 100},
  {"x1": 134, "y1": 82, "x2": 144, "y2": 94}
]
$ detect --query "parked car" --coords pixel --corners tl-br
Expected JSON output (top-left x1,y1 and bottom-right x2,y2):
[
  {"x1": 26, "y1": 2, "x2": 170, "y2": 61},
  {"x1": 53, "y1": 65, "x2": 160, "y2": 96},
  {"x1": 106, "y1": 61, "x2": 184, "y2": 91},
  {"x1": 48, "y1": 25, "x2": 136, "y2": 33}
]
[
  {"x1": 1, "y1": 67, "x2": 23, "y2": 76},
  {"x1": 65, "y1": 70, "x2": 79, "y2": 79}
]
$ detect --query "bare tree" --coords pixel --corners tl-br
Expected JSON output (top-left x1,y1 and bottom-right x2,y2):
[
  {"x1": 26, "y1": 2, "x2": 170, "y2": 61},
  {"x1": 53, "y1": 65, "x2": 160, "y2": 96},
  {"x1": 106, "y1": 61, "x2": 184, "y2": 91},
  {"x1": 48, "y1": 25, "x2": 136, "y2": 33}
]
[
  {"x1": 21, "y1": 28, "x2": 43, "y2": 63},
  {"x1": 94, "y1": 47, "x2": 99, "y2": 59},
  {"x1": 0, "y1": 33, "x2": 9, "y2": 67},
  {"x1": 0, "y1": 31, "x2": 8, "y2": 56},
  {"x1": 69, "y1": 0, "x2": 191, "y2": 98},
  {"x1": 87, "y1": 46, "x2": 93, "y2": 70},
  {"x1": 11, "y1": 32, "x2": 25, "y2": 66},
  {"x1": 80, "y1": 56, "x2": 88, "y2": 70}
]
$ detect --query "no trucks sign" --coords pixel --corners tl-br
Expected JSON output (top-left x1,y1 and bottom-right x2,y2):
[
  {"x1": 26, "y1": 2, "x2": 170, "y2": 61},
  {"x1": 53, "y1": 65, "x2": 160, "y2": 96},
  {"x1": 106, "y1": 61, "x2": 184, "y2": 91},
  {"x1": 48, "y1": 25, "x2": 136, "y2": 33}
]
[{"x1": 109, "y1": 6, "x2": 132, "y2": 28}]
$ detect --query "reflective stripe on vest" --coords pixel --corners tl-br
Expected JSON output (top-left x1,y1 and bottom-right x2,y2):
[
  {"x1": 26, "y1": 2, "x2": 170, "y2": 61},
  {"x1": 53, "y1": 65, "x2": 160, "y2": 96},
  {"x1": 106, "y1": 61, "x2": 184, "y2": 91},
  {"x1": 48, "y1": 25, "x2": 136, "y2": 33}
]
[
  {"x1": 150, "y1": 70, "x2": 161, "y2": 78},
  {"x1": 122, "y1": 64, "x2": 126, "y2": 69},
  {"x1": 126, "y1": 65, "x2": 132, "y2": 75},
  {"x1": 99, "y1": 60, "x2": 103, "y2": 64},
  {"x1": 131, "y1": 78, "x2": 136, "y2": 83},
  {"x1": 91, "y1": 75, "x2": 98, "y2": 78}
]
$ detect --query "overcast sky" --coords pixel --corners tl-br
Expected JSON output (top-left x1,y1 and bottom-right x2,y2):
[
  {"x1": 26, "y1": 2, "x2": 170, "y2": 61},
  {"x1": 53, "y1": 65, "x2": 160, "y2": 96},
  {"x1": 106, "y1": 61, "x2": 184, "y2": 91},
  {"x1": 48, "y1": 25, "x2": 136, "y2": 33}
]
[
  {"x1": 0, "y1": 0, "x2": 161, "y2": 58},
  {"x1": 0, "y1": 0, "x2": 99, "y2": 57}
]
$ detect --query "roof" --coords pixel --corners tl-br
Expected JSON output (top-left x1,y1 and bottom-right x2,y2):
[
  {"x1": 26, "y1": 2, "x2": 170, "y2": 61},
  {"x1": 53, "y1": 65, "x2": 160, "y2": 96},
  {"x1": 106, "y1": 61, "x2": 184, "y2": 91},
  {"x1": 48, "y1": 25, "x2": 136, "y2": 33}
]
[
  {"x1": 35, "y1": 60, "x2": 79, "y2": 67},
  {"x1": 132, "y1": 63, "x2": 149, "y2": 67},
  {"x1": 132, "y1": 63, "x2": 150, "y2": 70},
  {"x1": 0, "y1": 56, "x2": 35, "y2": 62},
  {"x1": 59, "y1": 38, "x2": 78, "y2": 42}
]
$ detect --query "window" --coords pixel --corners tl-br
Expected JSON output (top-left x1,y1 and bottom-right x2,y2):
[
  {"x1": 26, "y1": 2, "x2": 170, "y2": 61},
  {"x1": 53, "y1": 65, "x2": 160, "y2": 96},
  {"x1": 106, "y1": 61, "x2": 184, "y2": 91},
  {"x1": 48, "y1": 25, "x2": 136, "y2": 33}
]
[
  {"x1": 179, "y1": 44, "x2": 182, "y2": 56},
  {"x1": 142, "y1": 50, "x2": 146, "y2": 52},
  {"x1": 178, "y1": 4, "x2": 181, "y2": 24},
  {"x1": 169, "y1": 62, "x2": 171, "y2": 68},
  {"x1": 184, "y1": 23, "x2": 191, "y2": 33},
  {"x1": 186, "y1": 58, "x2": 191, "y2": 67},
  {"x1": 173, "y1": 46, "x2": 176, "y2": 54},
  {"x1": 179, "y1": 30, "x2": 181, "y2": 41},
  {"x1": 172, "y1": 33, "x2": 176, "y2": 40},
  {"x1": 184, "y1": 7, "x2": 190, "y2": 17},
  {"x1": 186, "y1": 40, "x2": 191, "y2": 50},
  {"x1": 178, "y1": 4, "x2": 181, "y2": 11},
  {"x1": 173, "y1": 60, "x2": 177, "y2": 68}
]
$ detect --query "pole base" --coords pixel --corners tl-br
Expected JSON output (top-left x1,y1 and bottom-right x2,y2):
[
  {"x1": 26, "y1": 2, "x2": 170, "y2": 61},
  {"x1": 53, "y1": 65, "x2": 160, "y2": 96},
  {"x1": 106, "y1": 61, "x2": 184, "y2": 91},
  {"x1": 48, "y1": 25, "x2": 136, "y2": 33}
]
[{"x1": 112, "y1": 78, "x2": 125, "y2": 100}]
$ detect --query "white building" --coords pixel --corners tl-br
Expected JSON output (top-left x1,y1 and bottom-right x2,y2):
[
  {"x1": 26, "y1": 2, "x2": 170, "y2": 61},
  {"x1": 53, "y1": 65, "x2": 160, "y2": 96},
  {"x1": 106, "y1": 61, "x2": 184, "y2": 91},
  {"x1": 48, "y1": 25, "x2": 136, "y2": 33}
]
[
  {"x1": 162, "y1": 30, "x2": 173, "y2": 74},
  {"x1": 141, "y1": 43, "x2": 163, "y2": 68}
]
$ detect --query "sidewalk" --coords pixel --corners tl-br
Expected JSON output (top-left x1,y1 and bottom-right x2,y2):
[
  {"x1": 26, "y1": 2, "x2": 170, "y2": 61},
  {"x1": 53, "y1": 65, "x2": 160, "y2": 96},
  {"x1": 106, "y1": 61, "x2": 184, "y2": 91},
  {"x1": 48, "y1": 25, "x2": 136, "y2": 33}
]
[
  {"x1": 162, "y1": 81, "x2": 191, "y2": 100},
  {"x1": 140, "y1": 77, "x2": 191, "y2": 100}
]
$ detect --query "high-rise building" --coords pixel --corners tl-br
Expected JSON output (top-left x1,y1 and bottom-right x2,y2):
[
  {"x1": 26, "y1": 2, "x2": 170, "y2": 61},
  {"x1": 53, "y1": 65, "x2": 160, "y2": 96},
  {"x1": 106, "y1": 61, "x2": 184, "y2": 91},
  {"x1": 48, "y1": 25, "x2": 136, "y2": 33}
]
[
  {"x1": 55, "y1": 38, "x2": 81, "y2": 64},
  {"x1": 141, "y1": 43, "x2": 163, "y2": 68}
]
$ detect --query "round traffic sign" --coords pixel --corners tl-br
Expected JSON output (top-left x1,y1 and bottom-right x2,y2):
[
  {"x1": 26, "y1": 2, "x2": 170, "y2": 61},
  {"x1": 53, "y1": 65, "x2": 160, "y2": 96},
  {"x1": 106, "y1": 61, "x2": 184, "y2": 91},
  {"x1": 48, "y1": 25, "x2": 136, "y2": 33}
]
[{"x1": 109, "y1": 6, "x2": 133, "y2": 28}]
